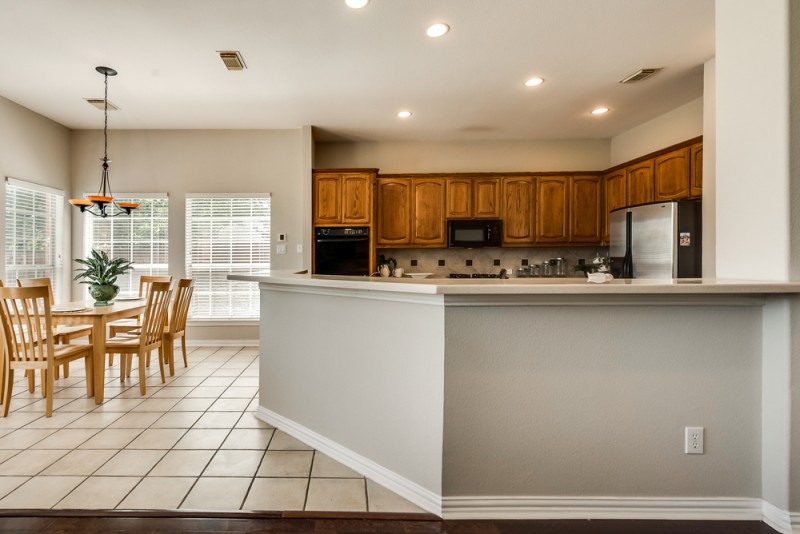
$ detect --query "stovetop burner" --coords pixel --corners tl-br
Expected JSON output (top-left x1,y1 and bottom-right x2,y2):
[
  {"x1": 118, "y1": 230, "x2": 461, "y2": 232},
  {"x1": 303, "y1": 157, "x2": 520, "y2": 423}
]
[{"x1": 448, "y1": 273, "x2": 501, "y2": 279}]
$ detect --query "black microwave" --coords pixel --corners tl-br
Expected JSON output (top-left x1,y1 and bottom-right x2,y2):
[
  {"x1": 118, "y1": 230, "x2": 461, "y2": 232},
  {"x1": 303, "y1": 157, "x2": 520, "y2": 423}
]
[{"x1": 447, "y1": 219, "x2": 502, "y2": 248}]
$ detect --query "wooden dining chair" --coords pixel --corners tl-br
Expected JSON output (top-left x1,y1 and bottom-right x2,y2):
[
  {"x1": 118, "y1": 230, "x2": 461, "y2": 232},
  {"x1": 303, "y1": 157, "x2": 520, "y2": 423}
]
[
  {"x1": 106, "y1": 281, "x2": 172, "y2": 395},
  {"x1": 17, "y1": 277, "x2": 93, "y2": 379},
  {"x1": 161, "y1": 278, "x2": 194, "y2": 376},
  {"x1": 107, "y1": 275, "x2": 172, "y2": 365},
  {"x1": 0, "y1": 286, "x2": 94, "y2": 417}
]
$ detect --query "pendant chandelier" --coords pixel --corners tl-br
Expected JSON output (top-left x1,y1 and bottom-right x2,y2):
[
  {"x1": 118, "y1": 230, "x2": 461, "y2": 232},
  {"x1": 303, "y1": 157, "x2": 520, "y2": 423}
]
[{"x1": 69, "y1": 66, "x2": 138, "y2": 217}]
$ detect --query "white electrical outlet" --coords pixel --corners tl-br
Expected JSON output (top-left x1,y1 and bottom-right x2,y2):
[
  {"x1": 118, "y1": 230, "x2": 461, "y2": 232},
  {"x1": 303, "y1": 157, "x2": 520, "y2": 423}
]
[
  {"x1": 296, "y1": 244, "x2": 303, "y2": 253},
  {"x1": 685, "y1": 426, "x2": 704, "y2": 454},
  {"x1": 276, "y1": 244, "x2": 287, "y2": 254}
]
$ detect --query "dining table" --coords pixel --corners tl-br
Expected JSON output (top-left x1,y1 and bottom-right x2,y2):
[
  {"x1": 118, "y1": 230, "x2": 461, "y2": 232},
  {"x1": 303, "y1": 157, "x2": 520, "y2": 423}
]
[{"x1": 52, "y1": 297, "x2": 146, "y2": 404}]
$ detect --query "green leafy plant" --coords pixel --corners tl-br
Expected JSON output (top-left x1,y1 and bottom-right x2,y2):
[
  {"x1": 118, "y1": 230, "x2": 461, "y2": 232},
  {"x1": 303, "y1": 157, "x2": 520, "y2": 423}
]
[{"x1": 73, "y1": 249, "x2": 134, "y2": 287}]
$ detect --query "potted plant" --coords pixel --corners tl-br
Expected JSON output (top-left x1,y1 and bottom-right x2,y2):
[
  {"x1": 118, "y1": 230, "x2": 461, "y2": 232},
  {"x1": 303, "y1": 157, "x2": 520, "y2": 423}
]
[{"x1": 73, "y1": 249, "x2": 134, "y2": 306}]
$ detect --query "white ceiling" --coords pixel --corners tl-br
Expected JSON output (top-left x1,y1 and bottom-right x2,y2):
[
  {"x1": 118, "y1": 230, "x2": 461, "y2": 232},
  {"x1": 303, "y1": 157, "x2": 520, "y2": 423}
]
[{"x1": 0, "y1": 0, "x2": 714, "y2": 142}]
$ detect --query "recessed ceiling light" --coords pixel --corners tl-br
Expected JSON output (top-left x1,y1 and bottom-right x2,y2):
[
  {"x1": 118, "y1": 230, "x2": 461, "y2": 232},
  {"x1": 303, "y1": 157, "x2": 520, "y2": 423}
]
[
  {"x1": 426, "y1": 23, "x2": 450, "y2": 38},
  {"x1": 524, "y1": 77, "x2": 545, "y2": 87},
  {"x1": 591, "y1": 107, "x2": 610, "y2": 115},
  {"x1": 397, "y1": 111, "x2": 412, "y2": 119},
  {"x1": 345, "y1": 0, "x2": 369, "y2": 8}
]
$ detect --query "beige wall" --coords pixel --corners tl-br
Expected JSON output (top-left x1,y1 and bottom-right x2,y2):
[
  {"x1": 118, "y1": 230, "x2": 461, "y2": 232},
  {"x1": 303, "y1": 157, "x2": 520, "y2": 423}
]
[
  {"x1": 609, "y1": 97, "x2": 704, "y2": 167},
  {"x1": 0, "y1": 95, "x2": 72, "y2": 294},
  {"x1": 314, "y1": 139, "x2": 611, "y2": 173},
  {"x1": 70, "y1": 129, "x2": 306, "y2": 341}
]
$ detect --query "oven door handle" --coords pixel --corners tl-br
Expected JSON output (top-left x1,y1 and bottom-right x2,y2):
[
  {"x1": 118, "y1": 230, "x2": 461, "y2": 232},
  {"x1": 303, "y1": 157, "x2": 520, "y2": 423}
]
[{"x1": 315, "y1": 237, "x2": 370, "y2": 244}]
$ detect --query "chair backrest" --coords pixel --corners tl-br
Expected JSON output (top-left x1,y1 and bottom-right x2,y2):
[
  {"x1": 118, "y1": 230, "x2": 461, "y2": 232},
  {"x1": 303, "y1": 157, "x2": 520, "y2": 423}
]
[
  {"x1": 0, "y1": 285, "x2": 55, "y2": 366},
  {"x1": 16, "y1": 277, "x2": 55, "y2": 305},
  {"x1": 140, "y1": 281, "x2": 172, "y2": 348},
  {"x1": 169, "y1": 279, "x2": 194, "y2": 335},
  {"x1": 138, "y1": 275, "x2": 173, "y2": 298}
]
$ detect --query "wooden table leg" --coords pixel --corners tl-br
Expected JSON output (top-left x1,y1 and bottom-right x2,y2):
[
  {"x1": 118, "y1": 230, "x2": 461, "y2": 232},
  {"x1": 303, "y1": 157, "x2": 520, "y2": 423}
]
[{"x1": 92, "y1": 316, "x2": 106, "y2": 404}]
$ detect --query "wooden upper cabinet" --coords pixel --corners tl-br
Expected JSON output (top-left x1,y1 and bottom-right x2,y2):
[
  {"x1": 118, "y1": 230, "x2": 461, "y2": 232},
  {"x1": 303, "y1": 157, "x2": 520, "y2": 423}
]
[
  {"x1": 313, "y1": 174, "x2": 342, "y2": 224},
  {"x1": 313, "y1": 170, "x2": 374, "y2": 225},
  {"x1": 412, "y1": 179, "x2": 446, "y2": 246},
  {"x1": 341, "y1": 174, "x2": 372, "y2": 223},
  {"x1": 376, "y1": 179, "x2": 412, "y2": 246},
  {"x1": 501, "y1": 176, "x2": 535, "y2": 245},
  {"x1": 445, "y1": 178, "x2": 472, "y2": 219},
  {"x1": 690, "y1": 143, "x2": 703, "y2": 198},
  {"x1": 535, "y1": 176, "x2": 569, "y2": 243},
  {"x1": 627, "y1": 160, "x2": 655, "y2": 206},
  {"x1": 603, "y1": 169, "x2": 627, "y2": 242},
  {"x1": 654, "y1": 147, "x2": 690, "y2": 201},
  {"x1": 474, "y1": 178, "x2": 501, "y2": 218},
  {"x1": 570, "y1": 175, "x2": 602, "y2": 244}
]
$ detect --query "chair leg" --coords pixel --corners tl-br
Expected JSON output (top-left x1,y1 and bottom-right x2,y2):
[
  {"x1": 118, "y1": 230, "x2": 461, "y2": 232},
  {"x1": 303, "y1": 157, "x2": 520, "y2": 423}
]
[
  {"x1": 156, "y1": 348, "x2": 165, "y2": 383},
  {"x1": 63, "y1": 363, "x2": 70, "y2": 379},
  {"x1": 120, "y1": 354, "x2": 126, "y2": 382},
  {"x1": 108, "y1": 353, "x2": 115, "y2": 367},
  {"x1": 181, "y1": 337, "x2": 188, "y2": 368},
  {"x1": 54, "y1": 365, "x2": 60, "y2": 380},
  {"x1": 45, "y1": 370, "x2": 54, "y2": 417},
  {"x1": 2, "y1": 368, "x2": 13, "y2": 417},
  {"x1": 138, "y1": 354, "x2": 147, "y2": 395},
  {"x1": 126, "y1": 355, "x2": 133, "y2": 377},
  {"x1": 40, "y1": 370, "x2": 46, "y2": 397},
  {"x1": 27, "y1": 370, "x2": 34, "y2": 393},
  {"x1": 84, "y1": 355, "x2": 94, "y2": 397},
  {"x1": 165, "y1": 338, "x2": 175, "y2": 376}
]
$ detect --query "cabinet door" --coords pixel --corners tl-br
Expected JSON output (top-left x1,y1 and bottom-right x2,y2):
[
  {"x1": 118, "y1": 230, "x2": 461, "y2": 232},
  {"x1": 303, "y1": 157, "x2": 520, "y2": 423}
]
[
  {"x1": 445, "y1": 178, "x2": 472, "y2": 219},
  {"x1": 412, "y1": 179, "x2": 446, "y2": 246},
  {"x1": 654, "y1": 147, "x2": 690, "y2": 201},
  {"x1": 376, "y1": 179, "x2": 412, "y2": 246},
  {"x1": 313, "y1": 174, "x2": 342, "y2": 224},
  {"x1": 570, "y1": 175, "x2": 602, "y2": 244},
  {"x1": 627, "y1": 160, "x2": 655, "y2": 206},
  {"x1": 341, "y1": 173, "x2": 372, "y2": 224},
  {"x1": 535, "y1": 176, "x2": 569, "y2": 243},
  {"x1": 690, "y1": 143, "x2": 703, "y2": 198},
  {"x1": 603, "y1": 169, "x2": 627, "y2": 243},
  {"x1": 501, "y1": 176, "x2": 535, "y2": 245},
  {"x1": 474, "y1": 178, "x2": 501, "y2": 219}
]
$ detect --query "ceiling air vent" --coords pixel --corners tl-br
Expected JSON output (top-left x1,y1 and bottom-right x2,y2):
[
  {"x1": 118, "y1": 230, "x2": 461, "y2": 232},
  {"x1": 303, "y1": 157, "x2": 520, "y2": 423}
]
[
  {"x1": 218, "y1": 51, "x2": 246, "y2": 71},
  {"x1": 85, "y1": 99, "x2": 119, "y2": 111},
  {"x1": 619, "y1": 68, "x2": 660, "y2": 84}
]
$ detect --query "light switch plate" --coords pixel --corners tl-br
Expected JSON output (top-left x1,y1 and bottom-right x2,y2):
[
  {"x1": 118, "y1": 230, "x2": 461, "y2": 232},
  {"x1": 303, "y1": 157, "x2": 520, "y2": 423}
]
[{"x1": 276, "y1": 244, "x2": 287, "y2": 254}]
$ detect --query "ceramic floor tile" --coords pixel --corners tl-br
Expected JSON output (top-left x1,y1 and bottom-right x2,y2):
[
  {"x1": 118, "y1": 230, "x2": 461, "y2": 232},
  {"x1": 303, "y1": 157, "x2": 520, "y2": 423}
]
[
  {"x1": 94, "y1": 449, "x2": 167, "y2": 476},
  {"x1": 193, "y1": 412, "x2": 242, "y2": 429},
  {"x1": 41, "y1": 449, "x2": 118, "y2": 476},
  {"x1": 173, "y1": 429, "x2": 229, "y2": 450},
  {"x1": 131, "y1": 398, "x2": 180, "y2": 412},
  {"x1": 210, "y1": 368, "x2": 242, "y2": 377},
  {"x1": 365, "y1": 479, "x2": 426, "y2": 513},
  {"x1": 0, "y1": 428, "x2": 58, "y2": 449},
  {"x1": 54, "y1": 475, "x2": 141, "y2": 509},
  {"x1": 12, "y1": 398, "x2": 73, "y2": 413},
  {"x1": 58, "y1": 398, "x2": 101, "y2": 413},
  {"x1": 305, "y1": 478, "x2": 366, "y2": 512},
  {"x1": 200, "y1": 376, "x2": 237, "y2": 387},
  {"x1": 232, "y1": 377, "x2": 259, "y2": 387},
  {"x1": 109, "y1": 412, "x2": 164, "y2": 429},
  {"x1": 23, "y1": 412, "x2": 84, "y2": 429},
  {"x1": 221, "y1": 428, "x2": 274, "y2": 449},
  {"x1": 151, "y1": 387, "x2": 194, "y2": 398},
  {"x1": 115, "y1": 387, "x2": 156, "y2": 399},
  {"x1": 0, "y1": 477, "x2": 29, "y2": 500},
  {"x1": 0, "y1": 413, "x2": 42, "y2": 429},
  {"x1": 220, "y1": 387, "x2": 258, "y2": 399},
  {"x1": 186, "y1": 386, "x2": 227, "y2": 398},
  {"x1": 118, "y1": 477, "x2": 195, "y2": 509},
  {"x1": 234, "y1": 412, "x2": 273, "y2": 429},
  {"x1": 204, "y1": 449, "x2": 265, "y2": 477},
  {"x1": 149, "y1": 449, "x2": 215, "y2": 476},
  {"x1": 166, "y1": 376, "x2": 206, "y2": 387},
  {"x1": 180, "y1": 477, "x2": 250, "y2": 510},
  {"x1": 0, "y1": 449, "x2": 70, "y2": 475},
  {"x1": 243, "y1": 477, "x2": 308, "y2": 511},
  {"x1": 0, "y1": 449, "x2": 20, "y2": 464},
  {"x1": 171, "y1": 398, "x2": 216, "y2": 412},
  {"x1": 150, "y1": 412, "x2": 204, "y2": 429},
  {"x1": 267, "y1": 430, "x2": 313, "y2": 451},
  {"x1": 0, "y1": 476, "x2": 85, "y2": 509},
  {"x1": 247, "y1": 399, "x2": 259, "y2": 411},
  {"x1": 310, "y1": 452, "x2": 362, "y2": 478},
  {"x1": 30, "y1": 428, "x2": 99, "y2": 450},
  {"x1": 78, "y1": 428, "x2": 143, "y2": 449},
  {"x1": 93, "y1": 398, "x2": 144, "y2": 412},
  {"x1": 256, "y1": 451, "x2": 313, "y2": 478},
  {"x1": 125, "y1": 428, "x2": 186, "y2": 449},
  {"x1": 66, "y1": 412, "x2": 125, "y2": 429},
  {"x1": 52, "y1": 387, "x2": 91, "y2": 399},
  {"x1": 208, "y1": 398, "x2": 250, "y2": 412}
]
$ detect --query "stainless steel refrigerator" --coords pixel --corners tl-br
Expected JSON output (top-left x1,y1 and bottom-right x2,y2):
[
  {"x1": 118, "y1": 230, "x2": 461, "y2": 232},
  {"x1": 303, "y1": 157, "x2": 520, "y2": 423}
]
[{"x1": 609, "y1": 200, "x2": 702, "y2": 279}]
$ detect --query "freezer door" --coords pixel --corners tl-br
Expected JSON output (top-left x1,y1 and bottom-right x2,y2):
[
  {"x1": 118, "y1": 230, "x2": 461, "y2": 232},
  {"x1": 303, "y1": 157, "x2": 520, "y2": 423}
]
[{"x1": 630, "y1": 202, "x2": 677, "y2": 278}]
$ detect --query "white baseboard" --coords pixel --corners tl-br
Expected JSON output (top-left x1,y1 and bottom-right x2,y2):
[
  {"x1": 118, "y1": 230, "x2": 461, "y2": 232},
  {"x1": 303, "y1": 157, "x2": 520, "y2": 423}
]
[
  {"x1": 762, "y1": 500, "x2": 798, "y2": 534},
  {"x1": 185, "y1": 340, "x2": 258, "y2": 347},
  {"x1": 255, "y1": 405, "x2": 442, "y2": 516},
  {"x1": 442, "y1": 496, "x2": 764, "y2": 521}
]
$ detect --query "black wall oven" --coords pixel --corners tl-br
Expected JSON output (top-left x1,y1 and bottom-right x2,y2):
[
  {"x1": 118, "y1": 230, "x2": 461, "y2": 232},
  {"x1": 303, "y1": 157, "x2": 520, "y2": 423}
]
[{"x1": 314, "y1": 227, "x2": 370, "y2": 276}]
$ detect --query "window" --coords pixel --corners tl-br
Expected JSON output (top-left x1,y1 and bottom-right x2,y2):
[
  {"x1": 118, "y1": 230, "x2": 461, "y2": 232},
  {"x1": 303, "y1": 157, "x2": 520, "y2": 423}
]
[
  {"x1": 5, "y1": 177, "x2": 64, "y2": 300},
  {"x1": 83, "y1": 194, "x2": 169, "y2": 295},
  {"x1": 185, "y1": 194, "x2": 270, "y2": 320}
]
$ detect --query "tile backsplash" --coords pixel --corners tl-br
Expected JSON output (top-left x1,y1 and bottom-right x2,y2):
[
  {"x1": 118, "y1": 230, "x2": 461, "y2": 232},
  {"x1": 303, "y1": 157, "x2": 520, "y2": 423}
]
[{"x1": 378, "y1": 247, "x2": 608, "y2": 278}]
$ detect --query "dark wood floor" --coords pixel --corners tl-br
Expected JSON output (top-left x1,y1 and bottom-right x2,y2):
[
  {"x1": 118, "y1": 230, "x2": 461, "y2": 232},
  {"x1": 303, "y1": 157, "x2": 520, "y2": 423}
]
[{"x1": 0, "y1": 514, "x2": 780, "y2": 534}]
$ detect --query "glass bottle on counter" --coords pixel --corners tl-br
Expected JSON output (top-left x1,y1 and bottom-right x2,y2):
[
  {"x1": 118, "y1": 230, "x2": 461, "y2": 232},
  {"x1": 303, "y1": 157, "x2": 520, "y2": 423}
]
[
  {"x1": 542, "y1": 260, "x2": 552, "y2": 278},
  {"x1": 554, "y1": 257, "x2": 567, "y2": 277}
]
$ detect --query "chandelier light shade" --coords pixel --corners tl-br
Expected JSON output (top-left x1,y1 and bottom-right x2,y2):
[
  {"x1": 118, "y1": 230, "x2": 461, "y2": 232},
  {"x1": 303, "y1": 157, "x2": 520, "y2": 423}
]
[{"x1": 69, "y1": 66, "x2": 138, "y2": 217}]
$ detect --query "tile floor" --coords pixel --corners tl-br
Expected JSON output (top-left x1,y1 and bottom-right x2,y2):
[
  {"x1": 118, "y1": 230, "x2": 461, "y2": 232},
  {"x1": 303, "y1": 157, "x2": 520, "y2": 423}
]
[{"x1": 0, "y1": 346, "x2": 424, "y2": 513}]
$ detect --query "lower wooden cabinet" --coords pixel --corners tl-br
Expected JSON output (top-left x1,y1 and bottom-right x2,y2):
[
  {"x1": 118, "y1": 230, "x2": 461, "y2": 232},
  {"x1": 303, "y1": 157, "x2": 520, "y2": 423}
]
[{"x1": 501, "y1": 176, "x2": 535, "y2": 245}]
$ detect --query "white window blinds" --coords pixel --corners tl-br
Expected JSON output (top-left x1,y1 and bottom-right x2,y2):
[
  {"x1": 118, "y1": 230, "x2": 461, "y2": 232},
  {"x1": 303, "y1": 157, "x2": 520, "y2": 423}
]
[
  {"x1": 185, "y1": 195, "x2": 270, "y2": 320},
  {"x1": 83, "y1": 195, "x2": 169, "y2": 295},
  {"x1": 5, "y1": 177, "x2": 64, "y2": 300}
]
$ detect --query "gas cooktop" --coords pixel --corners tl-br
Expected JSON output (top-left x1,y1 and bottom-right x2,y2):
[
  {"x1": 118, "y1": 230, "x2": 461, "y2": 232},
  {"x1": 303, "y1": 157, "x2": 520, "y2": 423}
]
[{"x1": 448, "y1": 273, "x2": 502, "y2": 279}]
